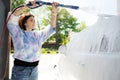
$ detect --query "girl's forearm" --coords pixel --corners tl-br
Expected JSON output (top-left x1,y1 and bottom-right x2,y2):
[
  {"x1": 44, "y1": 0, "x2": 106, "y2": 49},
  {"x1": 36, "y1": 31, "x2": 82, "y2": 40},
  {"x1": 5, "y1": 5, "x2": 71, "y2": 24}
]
[
  {"x1": 13, "y1": 6, "x2": 29, "y2": 16},
  {"x1": 51, "y1": 12, "x2": 57, "y2": 28},
  {"x1": 51, "y1": 2, "x2": 58, "y2": 28}
]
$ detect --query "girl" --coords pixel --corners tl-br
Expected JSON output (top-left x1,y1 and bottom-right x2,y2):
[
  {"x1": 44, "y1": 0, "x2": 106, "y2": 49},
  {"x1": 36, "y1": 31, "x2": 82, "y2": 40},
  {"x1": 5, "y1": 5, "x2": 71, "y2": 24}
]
[{"x1": 8, "y1": 1, "x2": 58, "y2": 80}]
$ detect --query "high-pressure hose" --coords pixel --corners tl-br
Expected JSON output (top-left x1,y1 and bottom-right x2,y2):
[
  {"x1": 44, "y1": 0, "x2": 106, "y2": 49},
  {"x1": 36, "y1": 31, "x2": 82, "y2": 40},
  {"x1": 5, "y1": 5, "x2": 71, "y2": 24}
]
[{"x1": 1, "y1": 1, "x2": 79, "y2": 80}]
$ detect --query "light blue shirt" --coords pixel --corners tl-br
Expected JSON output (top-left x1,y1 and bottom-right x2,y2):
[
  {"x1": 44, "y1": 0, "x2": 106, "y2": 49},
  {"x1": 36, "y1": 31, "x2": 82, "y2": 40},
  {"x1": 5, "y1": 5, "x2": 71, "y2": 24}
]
[{"x1": 7, "y1": 13, "x2": 56, "y2": 62}]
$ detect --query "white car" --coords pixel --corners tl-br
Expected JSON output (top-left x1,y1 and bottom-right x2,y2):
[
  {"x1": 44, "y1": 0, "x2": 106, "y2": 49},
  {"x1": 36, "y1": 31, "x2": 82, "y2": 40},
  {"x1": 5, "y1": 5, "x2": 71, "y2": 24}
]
[{"x1": 58, "y1": 15, "x2": 120, "y2": 80}]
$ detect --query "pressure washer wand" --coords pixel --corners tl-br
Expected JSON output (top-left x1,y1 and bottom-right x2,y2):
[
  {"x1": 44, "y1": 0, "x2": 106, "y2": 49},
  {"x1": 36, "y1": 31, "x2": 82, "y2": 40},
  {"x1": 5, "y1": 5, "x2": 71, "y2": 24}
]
[{"x1": 26, "y1": 1, "x2": 79, "y2": 10}]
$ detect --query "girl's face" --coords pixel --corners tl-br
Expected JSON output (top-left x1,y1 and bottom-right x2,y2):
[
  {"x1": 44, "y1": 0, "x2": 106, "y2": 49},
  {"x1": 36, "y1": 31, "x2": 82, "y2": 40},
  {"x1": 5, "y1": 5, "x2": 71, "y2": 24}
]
[{"x1": 25, "y1": 16, "x2": 35, "y2": 31}]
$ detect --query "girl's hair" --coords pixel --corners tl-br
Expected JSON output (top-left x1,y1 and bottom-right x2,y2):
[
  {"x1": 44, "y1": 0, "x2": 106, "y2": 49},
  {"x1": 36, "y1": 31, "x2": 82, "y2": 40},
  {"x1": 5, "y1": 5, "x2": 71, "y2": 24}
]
[{"x1": 18, "y1": 13, "x2": 34, "y2": 30}]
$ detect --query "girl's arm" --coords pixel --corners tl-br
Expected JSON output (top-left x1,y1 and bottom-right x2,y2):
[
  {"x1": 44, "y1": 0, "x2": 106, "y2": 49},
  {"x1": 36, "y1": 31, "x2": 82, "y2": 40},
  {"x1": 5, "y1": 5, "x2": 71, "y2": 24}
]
[
  {"x1": 13, "y1": 6, "x2": 30, "y2": 16},
  {"x1": 7, "y1": 6, "x2": 29, "y2": 37},
  {"x1": 51, "y1": 2, "x2": 58, "y2": 28},
  {"x1": 8, "y1": 6, "x2": 30, "y2": 25}
]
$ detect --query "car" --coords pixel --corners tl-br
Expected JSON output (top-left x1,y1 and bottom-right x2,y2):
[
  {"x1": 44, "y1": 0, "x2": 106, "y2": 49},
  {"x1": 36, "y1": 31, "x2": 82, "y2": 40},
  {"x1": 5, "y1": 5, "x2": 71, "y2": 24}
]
[{"x1": 57, "y1": 15, "x2": 120, "y2": 80}]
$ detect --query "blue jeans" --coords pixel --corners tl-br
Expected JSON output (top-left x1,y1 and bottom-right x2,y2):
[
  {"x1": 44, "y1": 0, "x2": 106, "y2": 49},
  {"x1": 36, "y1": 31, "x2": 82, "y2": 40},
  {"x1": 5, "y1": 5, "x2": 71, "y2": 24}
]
[{"x1": 11, "y1": 65, "x2": 38, "y2": 80}]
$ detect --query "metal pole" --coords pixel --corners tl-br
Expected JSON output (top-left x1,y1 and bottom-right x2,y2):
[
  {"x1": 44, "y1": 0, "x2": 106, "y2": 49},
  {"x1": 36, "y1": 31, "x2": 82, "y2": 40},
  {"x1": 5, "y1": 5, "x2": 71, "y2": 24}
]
[
  {"x1": 0, "y1": 0, "x2": 10, "y2": 79},
  {"x1": 55, "y1": 13, "x2": 59, "y2": 49}
]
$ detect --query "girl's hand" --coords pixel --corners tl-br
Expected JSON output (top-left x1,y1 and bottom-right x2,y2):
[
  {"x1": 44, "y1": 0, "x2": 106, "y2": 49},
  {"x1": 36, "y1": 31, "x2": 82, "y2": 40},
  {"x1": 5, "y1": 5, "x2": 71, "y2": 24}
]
[
  {"x1": 29, "y1": 0, "x2": 37, "y2": 6},
  {"x1": 52, "y1": 2, "x2": 58, "y2": 13}
]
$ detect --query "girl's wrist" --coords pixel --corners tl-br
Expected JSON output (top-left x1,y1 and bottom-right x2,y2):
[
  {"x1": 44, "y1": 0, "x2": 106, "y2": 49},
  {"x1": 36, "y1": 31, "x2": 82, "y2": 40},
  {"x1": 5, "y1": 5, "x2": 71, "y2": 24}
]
[
  {"x1": 52, "y1": 11, "x2": 57, "y2": 13},
  {"x1": 52, "y1": 12, "x2": 57, "y2": 15}
]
